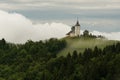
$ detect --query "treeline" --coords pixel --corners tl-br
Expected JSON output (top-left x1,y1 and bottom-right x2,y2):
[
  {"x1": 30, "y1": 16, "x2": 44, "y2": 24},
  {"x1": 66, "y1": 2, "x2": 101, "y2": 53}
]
[
  {"x1": 81, "y1": 30, "x2": 105, "y2": 38},
  {"x1": 0, "y1": 38, "x2": 120, "y2": 80},
  {"x1": 0, "y1": 38, "x2": 66, "y2": 80}
]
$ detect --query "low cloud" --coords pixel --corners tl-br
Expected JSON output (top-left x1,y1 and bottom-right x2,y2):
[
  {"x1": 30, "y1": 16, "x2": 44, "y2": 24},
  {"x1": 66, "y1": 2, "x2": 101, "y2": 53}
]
[
  {"x1": 0, "y1": 10, "x2": 119, "y2": 43},
  {"x1": 81, "y1": 30, "x2": 120, "y2": 41},
  {"x1": 91, "y1": 31, "x2": 120, "y2": 41},
  {"x1": 0, "y1": 10, "x2": 70, "y2": 43}
]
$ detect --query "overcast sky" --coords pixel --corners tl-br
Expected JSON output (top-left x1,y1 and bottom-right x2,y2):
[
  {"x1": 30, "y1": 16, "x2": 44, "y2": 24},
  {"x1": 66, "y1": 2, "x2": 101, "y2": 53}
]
[
  {"x1": 0, "y1": 0, "x2": 120, "y2": 32},
  {"x1": 0, "y1": 0, "x2": 120, "y2": 43}
]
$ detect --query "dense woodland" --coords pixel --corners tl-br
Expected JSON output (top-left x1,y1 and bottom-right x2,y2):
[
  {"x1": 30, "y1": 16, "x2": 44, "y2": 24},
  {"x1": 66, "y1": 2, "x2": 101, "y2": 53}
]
[{"x1": 0, "y1": 38, "x2": 120, "y2": 80}]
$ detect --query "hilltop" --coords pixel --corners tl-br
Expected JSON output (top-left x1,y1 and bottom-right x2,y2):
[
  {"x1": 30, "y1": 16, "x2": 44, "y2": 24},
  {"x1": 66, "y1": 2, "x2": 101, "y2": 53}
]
[{"x1": 58, "y1": 37, "x2": 119, "y2": 56}]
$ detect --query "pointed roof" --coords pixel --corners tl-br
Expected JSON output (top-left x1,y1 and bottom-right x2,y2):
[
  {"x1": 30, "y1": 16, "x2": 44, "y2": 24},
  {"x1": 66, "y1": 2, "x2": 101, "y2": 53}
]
[
  {"x1": 75, "y1": 20, "x2": 80, "y2": 26},
  {"x1": 66, "y1": 31, "x2": 73, "y2": 35}
]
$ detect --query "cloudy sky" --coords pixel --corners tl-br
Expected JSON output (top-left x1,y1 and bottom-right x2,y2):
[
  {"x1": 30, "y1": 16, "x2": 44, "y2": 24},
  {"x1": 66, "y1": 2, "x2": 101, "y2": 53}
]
[{"x1": 0, "y1": 0, "x2": 120, "y2": 43}]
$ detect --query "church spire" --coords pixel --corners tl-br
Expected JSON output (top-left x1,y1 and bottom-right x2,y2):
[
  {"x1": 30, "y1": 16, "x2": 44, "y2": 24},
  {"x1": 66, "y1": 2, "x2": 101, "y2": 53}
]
[{"x1": 75, "y1": 19, "x2": 80, "y2": 26}]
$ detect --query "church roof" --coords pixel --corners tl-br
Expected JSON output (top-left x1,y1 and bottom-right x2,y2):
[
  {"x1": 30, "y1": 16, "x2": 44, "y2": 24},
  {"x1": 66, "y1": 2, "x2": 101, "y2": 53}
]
[
  {"x1": 66, "y1": 31, "x2": 73, "y2": 35},
  {"x1": 75, "y1": 20, "x2": 80, "y2": 26}
]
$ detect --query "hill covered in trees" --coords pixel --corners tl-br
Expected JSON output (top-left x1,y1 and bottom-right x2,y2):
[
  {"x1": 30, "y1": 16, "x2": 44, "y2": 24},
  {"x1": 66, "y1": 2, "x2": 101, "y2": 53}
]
[
  {"x1": 0, "y1": 38, "x2": 120, "y2": 80},
  {"x1": 58, "y1": 30, "x2": 116, "y2": 56}
]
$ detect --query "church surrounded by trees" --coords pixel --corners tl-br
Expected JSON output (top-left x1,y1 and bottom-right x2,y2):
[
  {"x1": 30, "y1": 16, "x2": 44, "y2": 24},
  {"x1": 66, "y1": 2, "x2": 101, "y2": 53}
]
[{"x1": 66, "y1": 20, "x2": 104, "y2": 39}]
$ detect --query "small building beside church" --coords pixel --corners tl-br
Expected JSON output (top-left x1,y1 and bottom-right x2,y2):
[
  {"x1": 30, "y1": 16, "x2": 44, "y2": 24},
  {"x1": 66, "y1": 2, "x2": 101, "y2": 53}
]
[{"x1": 66, "y1": 20, "x2": 81, "y2": 37}]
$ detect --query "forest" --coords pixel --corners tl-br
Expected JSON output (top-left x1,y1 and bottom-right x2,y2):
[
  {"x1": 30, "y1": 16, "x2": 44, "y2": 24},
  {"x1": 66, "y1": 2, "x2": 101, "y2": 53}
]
[{"x1": 0, "y1": 38, "x2": 120, "y2": 80}]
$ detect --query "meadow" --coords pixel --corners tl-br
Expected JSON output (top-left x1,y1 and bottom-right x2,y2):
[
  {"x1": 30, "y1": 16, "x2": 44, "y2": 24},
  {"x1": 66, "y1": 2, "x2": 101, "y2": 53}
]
[{"x1": 58, "y1": 37, "x2": 118, "y2": 56}]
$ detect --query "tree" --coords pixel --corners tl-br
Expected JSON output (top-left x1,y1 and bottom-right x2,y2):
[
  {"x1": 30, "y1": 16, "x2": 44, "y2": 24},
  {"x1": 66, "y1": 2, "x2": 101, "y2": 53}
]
[
  {"x1": 0, "y1": 38, "x2": 7, "y2": 49},
  {"x1": 72, "y1": 50, "x2": 78, "y2": 60},
  {"x1": 83, "y1": 30, "x2": 89, "y2": 37}
]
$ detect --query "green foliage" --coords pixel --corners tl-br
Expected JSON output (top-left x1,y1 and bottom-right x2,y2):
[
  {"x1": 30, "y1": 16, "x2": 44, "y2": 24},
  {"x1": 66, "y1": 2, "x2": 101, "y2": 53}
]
[
  {"x1": 0, "y1": 38, "x2": 66, "y2": 80},
  {"x1": 58, "y1": 37, "x2": 118, "y2": 56},
  {"x1": 83, "y1": 30, "x2": 89, "y2": 37},
  {"x1": 81, "y1": 30, "x2": 105, "y2": 38},
  {"x1": 0, "y1": 38, "x2": 120, "y2": 80}
]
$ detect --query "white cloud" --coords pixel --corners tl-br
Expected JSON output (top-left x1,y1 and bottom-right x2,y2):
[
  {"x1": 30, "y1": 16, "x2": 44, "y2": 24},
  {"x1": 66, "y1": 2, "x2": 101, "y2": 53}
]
[
  {"x1": 91, "y1": 31, "x2": 120, "y2": 41},
  {"x1": 0, "y1": 10, "x2": 119, "y2": 44},
  {"x1": 81, "y1": 30, "x2": 120, "y2": 41},
  {"x1": 0, "y1": 10, "x2": 70, "y2": 43}
]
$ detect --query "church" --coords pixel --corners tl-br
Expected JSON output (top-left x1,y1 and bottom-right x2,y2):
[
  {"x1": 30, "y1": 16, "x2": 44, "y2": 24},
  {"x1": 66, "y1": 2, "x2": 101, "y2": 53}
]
[{"x1": 66, "y1": 20, "x2": 81, "y2": 37}]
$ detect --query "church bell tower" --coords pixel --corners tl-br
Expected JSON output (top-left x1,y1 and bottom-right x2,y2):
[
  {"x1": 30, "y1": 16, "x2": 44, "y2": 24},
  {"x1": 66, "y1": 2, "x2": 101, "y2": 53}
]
[{"x1": 75, "y1": 20, "x2": 80, "y2": 36}]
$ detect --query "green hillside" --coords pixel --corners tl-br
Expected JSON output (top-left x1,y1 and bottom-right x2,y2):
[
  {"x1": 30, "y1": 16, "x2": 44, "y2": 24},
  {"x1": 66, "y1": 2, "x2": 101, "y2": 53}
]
[
  {"x1": 0, "y1": 38, "x2": 120, "y2": 80},
  {"x1": 58, "y1": 37, "x2": 119, "y2": 56}
]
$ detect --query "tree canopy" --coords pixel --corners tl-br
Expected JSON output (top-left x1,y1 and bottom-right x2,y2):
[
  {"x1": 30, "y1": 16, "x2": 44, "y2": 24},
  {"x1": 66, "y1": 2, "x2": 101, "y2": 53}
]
[{"x1": 0, "y1": 38, "x2": 120, "y2": 80}]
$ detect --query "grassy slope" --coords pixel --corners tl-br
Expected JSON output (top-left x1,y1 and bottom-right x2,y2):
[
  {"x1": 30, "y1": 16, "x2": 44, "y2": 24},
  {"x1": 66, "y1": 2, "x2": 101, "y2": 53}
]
[{"x1": 58, "y1": 37, "x2": 119, "y2": 57}]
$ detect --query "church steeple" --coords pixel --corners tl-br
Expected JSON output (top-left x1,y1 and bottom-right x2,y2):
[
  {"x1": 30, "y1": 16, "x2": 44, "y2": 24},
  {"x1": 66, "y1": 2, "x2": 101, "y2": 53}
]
[
  {"x1": 75, "y1": 19, "x2": 80, "y2": 26},
  {"x1": 74, "y1": 19, "x2": 80, "y2": 36},
  {"x1": 66, "y1": 19, "x2": 81, "y2": 37}
]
